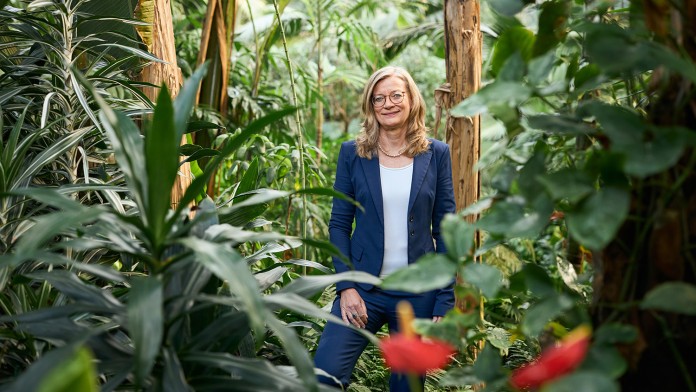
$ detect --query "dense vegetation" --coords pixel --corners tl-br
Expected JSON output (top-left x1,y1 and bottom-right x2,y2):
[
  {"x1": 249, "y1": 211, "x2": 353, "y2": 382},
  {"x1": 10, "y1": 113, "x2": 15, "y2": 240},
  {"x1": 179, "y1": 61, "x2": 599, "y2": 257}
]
[{"x1": 0, "y1": 0, "x2": 694, "y2": 391}]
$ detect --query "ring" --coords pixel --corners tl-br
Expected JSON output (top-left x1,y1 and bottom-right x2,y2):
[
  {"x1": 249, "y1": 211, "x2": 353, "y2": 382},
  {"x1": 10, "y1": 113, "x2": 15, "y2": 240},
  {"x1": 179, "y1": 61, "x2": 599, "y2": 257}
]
[{"x1": 352, "y1": 313, "x2": 358, "y2": 319}]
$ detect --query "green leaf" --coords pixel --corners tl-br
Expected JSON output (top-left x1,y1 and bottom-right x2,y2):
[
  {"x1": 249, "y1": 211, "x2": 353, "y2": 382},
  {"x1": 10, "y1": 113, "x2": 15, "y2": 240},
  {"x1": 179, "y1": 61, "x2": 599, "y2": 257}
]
[
  {"x1": 279, "y1": 271, "x2": 382, "y2": 298},
  {"x1": 522, "y1": 294, "x2": 574, "y2": 337},
  {"x1": 37, "y1": 346, "x2": 98, "y2": 392},
  {"x1": 233, "y1": 157, "x2": 260, "y2": 202},
  {"x1": 181, "y1": 352, "x2": 306, "y2": 390},
  {"x1": 580, "y1": 345, "x2": 627, "y2": 379},
  {"x1": 381, "y1": 254, "x2": 456, "y2": 293},
  {"x1": 181, "y1": 238, "x2": 266, "y2": 340},
  {"x1": 486, "y1": 327, "x2": 512, "y2": 355},
  {"x1": 294, "y1": 187, "x2": 363, "y2": 210},
  {"x1": 490, "y1": 26, "x2": 535, "y2": 76},
  {"x1": 175, "y1": 107, "x2": 298, "y2": 215},
  {"x1": 128, "y1": 276, "x2": 164, "y2": 386},
  {"x1": 264, "y1": 314, "x2": 319, "y2": 392},
  {"x1": 441, "y1": 214, "x2": 476, "y2": 261},
  {"x1": 472, "y1": 344, "x2": 502, "y2": 383},
  {"x1": 14, "y1": 208, "x2": 103, "y2": 256},
  {"x1": 9, "y1": 343, "x2": 96, "y2": 392},
  {"x1": 174, "y1": 63, "x2": 209, "y2": 139},
  {"x1": 161, "y1": 347, "x2": 193, "y2": 392},
  {"x1": 451, "y1": 81, "x2": 532, "y2": 117},
  {"x1": 526, "y1": 114, "x2": 595, "y2": 135},
  {"x1": 640, "y1": 282, "x2": 696, "y2": 315},
  {"x1": 145, "y1": 85, "x2": 178, "y2": 245},
  {"x1": 439, "y1": 367, "x2": 481, "y2": 387},
  {"x1": 537, "y1": 168, "x2": 595, "y2": 204},
  {"x1": 543, "y1": 371, "x2": 619, "y2": 392},
  {"x1": 462, "y1": 263, "x2": 503, "y2": 298},
  {"x1": 594, "y1": 323, "x2": 638, "y2": 345},
  {"x1": 532, "y1": 0, "x2": 569, "y2": 57},
  {"x1": 566, "y1": 187, "x2": 630, "y2": 250}
]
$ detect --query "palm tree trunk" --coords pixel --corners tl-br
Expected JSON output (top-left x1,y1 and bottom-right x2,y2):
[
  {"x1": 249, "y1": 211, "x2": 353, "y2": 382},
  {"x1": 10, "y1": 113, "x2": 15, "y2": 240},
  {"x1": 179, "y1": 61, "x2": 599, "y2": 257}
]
[
  {"x1": 444, "y1": 0, "x2": 482, "y2": 313},
  {"x1": 139, "y1": 0, "x2": 192, "y2": 209}
]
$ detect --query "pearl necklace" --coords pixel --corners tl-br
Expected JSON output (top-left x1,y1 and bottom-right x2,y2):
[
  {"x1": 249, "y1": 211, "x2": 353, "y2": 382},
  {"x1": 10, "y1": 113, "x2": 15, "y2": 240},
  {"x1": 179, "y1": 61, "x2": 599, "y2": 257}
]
[{"x1": 377, "y1": 142, "x2": 407, "y2": 158}]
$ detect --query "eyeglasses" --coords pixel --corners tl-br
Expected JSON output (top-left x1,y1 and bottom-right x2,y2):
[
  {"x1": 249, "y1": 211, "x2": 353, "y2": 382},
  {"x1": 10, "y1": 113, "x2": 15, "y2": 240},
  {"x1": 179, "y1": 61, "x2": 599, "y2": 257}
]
[{"x1": 371, "y1": 91, "x2": 406, "y2": 107}]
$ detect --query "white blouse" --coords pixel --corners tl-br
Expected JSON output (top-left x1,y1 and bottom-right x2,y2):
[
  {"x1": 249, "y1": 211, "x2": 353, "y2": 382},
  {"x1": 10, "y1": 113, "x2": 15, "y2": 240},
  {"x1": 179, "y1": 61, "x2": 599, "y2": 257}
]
[{"x1": 379, "y1": 162, "x2": 413, "y2": 278}]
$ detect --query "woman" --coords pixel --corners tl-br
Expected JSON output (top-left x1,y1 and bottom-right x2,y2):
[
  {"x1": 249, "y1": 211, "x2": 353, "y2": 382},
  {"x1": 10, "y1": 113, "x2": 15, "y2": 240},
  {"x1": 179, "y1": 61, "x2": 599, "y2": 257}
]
[{"x1": 314, "y1": 66, "x2": 456, "y2": 391}]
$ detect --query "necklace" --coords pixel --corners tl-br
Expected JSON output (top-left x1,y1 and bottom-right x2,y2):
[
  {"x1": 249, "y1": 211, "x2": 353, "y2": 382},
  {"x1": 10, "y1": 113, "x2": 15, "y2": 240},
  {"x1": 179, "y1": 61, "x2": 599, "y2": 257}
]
[{"x1": 377, "y1": 142, "x2": 406, "y2": 158}]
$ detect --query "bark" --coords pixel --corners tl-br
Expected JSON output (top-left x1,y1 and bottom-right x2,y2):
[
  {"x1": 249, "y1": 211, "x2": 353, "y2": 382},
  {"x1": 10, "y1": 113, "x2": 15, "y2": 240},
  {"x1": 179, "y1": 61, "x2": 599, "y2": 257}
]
[
  {"x1": 139, "y1": 0, "x2": 192, "y2": 209},
  {"x1": 444, "y1": 0, "x2": 482, "y2": 311},
  {"x1": 444, "y1": 0, "x2": 481, "y2": 217}
]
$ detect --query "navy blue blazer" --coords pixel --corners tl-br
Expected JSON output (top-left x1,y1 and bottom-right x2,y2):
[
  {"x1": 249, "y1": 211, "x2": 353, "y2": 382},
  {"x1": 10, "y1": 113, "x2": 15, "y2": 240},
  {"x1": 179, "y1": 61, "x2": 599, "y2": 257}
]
[{"x1": 329, "y1": 138, "x2": 456, "y2": 317}]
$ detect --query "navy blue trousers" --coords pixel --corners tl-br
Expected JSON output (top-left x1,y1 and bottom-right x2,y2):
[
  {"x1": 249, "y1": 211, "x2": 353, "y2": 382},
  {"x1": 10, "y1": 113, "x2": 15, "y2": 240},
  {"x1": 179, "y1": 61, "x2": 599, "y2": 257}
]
[{"x1": 314, "y1": 286, "x2": 436, "y2": 391}]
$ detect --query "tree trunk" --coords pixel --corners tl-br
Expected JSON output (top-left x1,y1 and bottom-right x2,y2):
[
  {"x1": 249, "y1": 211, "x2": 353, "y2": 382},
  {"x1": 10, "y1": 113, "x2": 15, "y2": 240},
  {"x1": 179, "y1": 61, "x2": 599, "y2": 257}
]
[
  {"x1": 139, "y1": 0, "x2": 192, "y2": 209},
  {"x1": 443, "y1": 0, "x2": 482, "y2": 307},
  {"x1": 196, "y1": 0, "x2": 237, "y2": 197}
]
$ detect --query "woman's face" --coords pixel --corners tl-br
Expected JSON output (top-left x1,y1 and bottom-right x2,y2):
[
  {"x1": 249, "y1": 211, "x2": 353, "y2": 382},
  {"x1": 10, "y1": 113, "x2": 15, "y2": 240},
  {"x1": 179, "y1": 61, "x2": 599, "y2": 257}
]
[{"x1": 372, "y1": 75, "x2": 410, "y2": 132}]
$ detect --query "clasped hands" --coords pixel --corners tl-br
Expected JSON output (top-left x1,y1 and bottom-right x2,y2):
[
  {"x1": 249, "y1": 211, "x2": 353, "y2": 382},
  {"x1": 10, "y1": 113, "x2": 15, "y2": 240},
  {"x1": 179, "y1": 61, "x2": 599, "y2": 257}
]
[{"x1": 340, "y1": 288, "x2": 443, "y2": 329}]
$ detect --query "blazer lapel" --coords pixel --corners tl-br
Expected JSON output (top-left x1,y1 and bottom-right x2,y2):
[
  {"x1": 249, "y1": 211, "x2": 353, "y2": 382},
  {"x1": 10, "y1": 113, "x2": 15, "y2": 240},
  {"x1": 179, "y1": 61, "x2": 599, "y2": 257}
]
[
  {"x1": 408, "y1": 147, "x2": 432, "y2": 213},
  {"x1": 360, "y1": 156, "x2": 384, "y2": 227}
]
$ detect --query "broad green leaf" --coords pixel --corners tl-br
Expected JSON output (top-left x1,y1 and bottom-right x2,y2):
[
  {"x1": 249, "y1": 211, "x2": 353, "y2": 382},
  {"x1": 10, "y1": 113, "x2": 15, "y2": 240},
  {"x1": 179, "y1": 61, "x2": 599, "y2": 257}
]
[
  {"x1": 537, "y1": 168, "x2": 595, "y2": 204},
  {"x1": 134, "y1": 0, "x2": 154, "y2": 51},
  {"x1": 640, "y1": 282, "x2": 696, "y2": 315},
  {"x1": 438, "y1": 367, "x2": 481, "y2": 387},
  {"x1": 145, "y1": 85, "x2": 178, "y2": 244},
  {"x1": 181, "y1": 238, "x2": 266, "y2": 339},
  {"x1": 487, "y1": 0, "x2": 525, "y2": 16},
  {"x1": 543, "y1": 371, "x2": 619, "y2": 392},
  {"x1": 181, "y1": 352, "x2": 307, "y2": 390},
  {"x1": 526, "y1": 114, "x2": 595, "y2": 135},
  {"x1": 278, "y1": 271, "x2": 381, "y2": 298},
  {"x1": 486, "y1": 327, "x2": 512, "y2": 355},
  {"x1": 472, "y1": 344, "x2": 503, "y2": 383},
  {"x1": 37, "y1": 347, "x2": 98, "y2": 392},
  {"x1": 533, "y1": 0, "x2": 569, "y2": 57},
  {"x1": 14, "y1": 208, "x2": 103, "y2": 255},
  {"x1": 476, "y1": 194, "x2": 553, "y2": 239},
  {"x1": 174, "y1": 64, "x2": 209, "y2": 140},
  {"x1": 161, "y1": 347, "x2": 193, "y2": 392},
  {"x1": 28, "y1": 271, "x2": 123, "y2": 311},
  {"x1": 580, "y1": 345, "x2": 627, "y2": 379},
  {"x1": 594, "y1": 323, "x2": 638, "y2": 345},
  {"x1": 234, "y1": 157, "x2": 260, "y2": 202},
  {"x1": 566, "y1": 187, "x2": 630, "y2": 250},
  {"x1": 263, "y1": 314, "x2": 319, "y2": 392},
  {"x1": 441, "y1": 214, "x2": 476, "y2": 261},
  {"x1": 128, "y1": 276, "x2": 163, "y2": 386},
  {"x1": 264, "y1": 293, "x2": 378, "y2": 344},
  {"x1": 522, "y1": 294, "x2": 574, "y2": 336},
  {"x1": 451, "y1": 81, "x2": 532, "y2": 117},
  {"x1": 14, "y1": 127, "x2": 91, "y2": 192},
  {"x1": 9, "y1": 343, "x2": 95, "y2": 392},
  {"x1": 462, "y1": 263, "x2": 503, "y2": 299},
  {"x1": 490, "y1": 26, "x2": 535, "y2": 76},
  {"x1": 381, "y1": 254, "x2": 456, "y2": 293}
]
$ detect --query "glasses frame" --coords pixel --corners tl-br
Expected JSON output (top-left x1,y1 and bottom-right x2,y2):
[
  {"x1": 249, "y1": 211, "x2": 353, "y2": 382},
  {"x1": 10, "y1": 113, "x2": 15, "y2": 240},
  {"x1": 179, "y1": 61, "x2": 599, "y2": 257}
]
[{"x1": 371, "y1": 90, "x2": 407, "y2": 108}]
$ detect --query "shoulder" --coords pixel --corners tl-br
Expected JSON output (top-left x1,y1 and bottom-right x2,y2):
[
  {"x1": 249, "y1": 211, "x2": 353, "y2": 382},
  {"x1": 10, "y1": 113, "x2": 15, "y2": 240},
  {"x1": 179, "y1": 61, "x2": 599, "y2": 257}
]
[{"x1": 427, "y1": 138, "x2": 450, "y2": 154}]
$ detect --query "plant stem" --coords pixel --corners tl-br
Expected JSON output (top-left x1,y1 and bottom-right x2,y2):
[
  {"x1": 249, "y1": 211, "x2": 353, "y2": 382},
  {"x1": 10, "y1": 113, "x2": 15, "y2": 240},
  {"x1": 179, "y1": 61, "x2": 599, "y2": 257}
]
[
  {"x1": 407, "y1": 373, "x2": 423, "y2": 392},
  {"x1": 271, "y1": 0, "x2": 308, "y2": 264}
]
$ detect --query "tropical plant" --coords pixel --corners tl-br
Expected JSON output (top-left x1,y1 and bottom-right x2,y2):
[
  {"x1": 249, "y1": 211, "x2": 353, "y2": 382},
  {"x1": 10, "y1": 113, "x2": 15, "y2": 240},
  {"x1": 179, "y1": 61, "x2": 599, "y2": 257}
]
[{"x1": 0, "y1": 63, "x2": 384, "y2": 391}]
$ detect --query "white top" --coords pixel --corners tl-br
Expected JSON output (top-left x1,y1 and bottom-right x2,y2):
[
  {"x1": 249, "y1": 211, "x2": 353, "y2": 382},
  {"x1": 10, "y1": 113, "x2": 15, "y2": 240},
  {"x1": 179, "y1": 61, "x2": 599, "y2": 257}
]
[{"x1": 379, "y1": 162, "x2": 413, "y2": 278}]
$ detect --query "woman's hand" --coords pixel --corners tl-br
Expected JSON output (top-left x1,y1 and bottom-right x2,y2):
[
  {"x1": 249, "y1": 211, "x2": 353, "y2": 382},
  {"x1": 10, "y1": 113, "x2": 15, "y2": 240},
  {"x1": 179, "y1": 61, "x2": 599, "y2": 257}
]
[
  {"x1": 340, "y1": 288, "x2": 368, "y2": 328},
  {"x1": 432, "y1": 316, "x2": 443, "y2": 323}
]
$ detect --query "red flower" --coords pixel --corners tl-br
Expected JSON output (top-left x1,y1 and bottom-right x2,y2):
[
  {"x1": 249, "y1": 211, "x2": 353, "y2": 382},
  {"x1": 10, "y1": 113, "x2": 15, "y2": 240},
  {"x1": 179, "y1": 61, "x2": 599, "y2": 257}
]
[
  {"x1": 380, "y1": 334, "x2": 456, "y2": 374},
  {"x1": 379, "y1": 301, "x2": 456, "y2": 375},
  {"x1": 510, "y1": 325, "x2": 591, "y2": 390}
]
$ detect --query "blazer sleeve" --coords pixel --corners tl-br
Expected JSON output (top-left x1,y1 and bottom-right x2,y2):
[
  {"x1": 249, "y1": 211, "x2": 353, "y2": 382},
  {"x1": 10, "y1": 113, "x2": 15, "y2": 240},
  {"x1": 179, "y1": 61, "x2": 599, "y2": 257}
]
[
  {"x1": 432, "y1": 142, "x2": 457, "y2": 317},
  {"x1": 328, "y1": 142, "x2": 356, "y2": 292}
]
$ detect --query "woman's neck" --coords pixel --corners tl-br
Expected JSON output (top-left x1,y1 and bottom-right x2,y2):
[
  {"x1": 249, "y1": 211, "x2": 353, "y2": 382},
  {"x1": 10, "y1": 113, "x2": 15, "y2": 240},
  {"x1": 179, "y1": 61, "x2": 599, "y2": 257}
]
[{"x1": 379, "y1": 128, "x2": 407, "y2": 149}]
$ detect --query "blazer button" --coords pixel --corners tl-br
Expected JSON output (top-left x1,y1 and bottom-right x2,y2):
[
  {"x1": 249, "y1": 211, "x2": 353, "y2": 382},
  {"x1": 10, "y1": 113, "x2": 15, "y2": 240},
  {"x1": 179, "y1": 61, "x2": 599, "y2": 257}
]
[
  {"x1": 410, "y1": 231, "x2": 414, "y2": 236},
  {"x1": 409, "y1": 216, "x2": 414, "y2": 222}
]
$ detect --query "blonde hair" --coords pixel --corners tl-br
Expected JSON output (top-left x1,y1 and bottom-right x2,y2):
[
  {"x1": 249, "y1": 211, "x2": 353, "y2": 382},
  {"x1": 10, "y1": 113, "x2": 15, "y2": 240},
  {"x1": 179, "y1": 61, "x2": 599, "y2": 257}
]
[{"x1": 355, "y1": 66, "x2": 430, "y2": 159}]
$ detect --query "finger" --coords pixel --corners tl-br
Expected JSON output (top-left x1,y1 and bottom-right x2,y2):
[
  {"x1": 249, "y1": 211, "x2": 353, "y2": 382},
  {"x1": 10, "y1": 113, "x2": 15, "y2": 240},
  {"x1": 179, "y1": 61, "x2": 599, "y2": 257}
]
[
  {"x1": 432, "y1": 316, "x2": 442, "y2": 323},
  {"x1": 341, "y1": 308, "x2": 349, "y2": 324}
]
